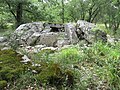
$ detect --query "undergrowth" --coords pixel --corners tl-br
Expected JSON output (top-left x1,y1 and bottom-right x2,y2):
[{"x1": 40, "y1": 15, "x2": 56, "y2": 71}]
[
  {"x1": 0, "y1": 49, "x2": 74, "y2": 89},
  {"x1": 0, "y1": 41, "x2": 120, "y2": 89}
]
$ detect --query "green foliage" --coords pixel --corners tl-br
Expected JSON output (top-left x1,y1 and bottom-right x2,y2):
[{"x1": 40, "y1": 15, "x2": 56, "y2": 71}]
[
  {"x1": 43, "y1": 42, "x2": 119, "y2": 90},
  {"x1": 9, "y1": 36, "x2": 20, "y2": 50},
  {"x1": 94, "y1": 24, "x2": 108, "y2": 33},
  {"x1": 0, "y1": 49, "x2": 75, "y2": 89},
  {"x1": 53, "y1": 47, "x2": 81, "y2": 65},
  {"x1": 0, "y1": 42, "x2": 120, "y2": 89},
  {"x1": 1, "y1": 0, "x2": 120, "y2": 87},
  {"x1": 31, "y1": 48, "x2": 56, "y2": 63},
  {"x1": 0, "y1": 80, "x2": 7, "y2": 89},
  {"x1": 0, "y1": 0, "x2": 120, "y2": 36},
  {"x1": 35, "y1": 43, "x2": 119, "y2": 89},
  {"x1": 0, "y1": 49, "x2": 31, "y2": 83},
  {"x1": 36, "y1": 62, "x2": 74, "y2": 89},
  {"x1": 83, "y1": 42, "x2": 120, "y2": 62},
  {"x1": 10, "y1": 71, "x2": 36, "y2": 89},
  {"x1": 76, "y1": 42, "x2": 120, "y2": 89}
]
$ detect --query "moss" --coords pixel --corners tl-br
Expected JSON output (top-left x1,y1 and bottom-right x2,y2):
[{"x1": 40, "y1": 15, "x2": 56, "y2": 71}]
[
  {"x1": 36, "y1": 63, "x2": 63, "y2": 83},
  {"x1": 0, "y1": 49, "x2": 30, "y2": 81},
  {"x1": 35, "y1": 62, "x2": 74, "y2": 89},
  {"x1": 0, "y1": 67, "x2": 13, "y2": 80},
  {"x1": 0, "y1": 80, "x2": 7, "y2": 89}
]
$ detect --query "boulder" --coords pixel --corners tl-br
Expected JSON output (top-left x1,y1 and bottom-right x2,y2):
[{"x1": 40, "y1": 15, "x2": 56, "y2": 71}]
[
  {"x1": 10, "y1": 22, "x2": 44, "y2": 46},
  {"x1": 1, "y1": 47, "x2": 11, "y2": 50},
  {"x1": 76, "y1": 20, "x2": 107, "y2": 43},
  {"x1": 36, "y1": 32, "x2": 58, "y2": 46},
  {"x1": 41, "y1": 47, "x2": 57, "y2": 51},
  {"x1": 0, "y1": 37, "x2": 7, "y2": 43},
  {"x1": 26, "y1": 32, "x2": 41, "y2": 45},
  {"x1": 56, "y1": 39, "x2": 71, "y2": 47},
  {"x1": 10, "y1": 22, "x2": 59, "y2": 47},
  {"x1": 15, "y1": 22, "x2": 44, "y2": 34},
  {"x1": 77, "y1": 20, "x2": 96, "y2": 32},
  {"x1": 76, "y1": 20, "x2": 96, "y2": 42},
  {"x1": 0, "y1": 37, "x2": 8, "y2": 49},
  {"x1": 65, "y1": 23, "x2": 79, "y2": 44}
]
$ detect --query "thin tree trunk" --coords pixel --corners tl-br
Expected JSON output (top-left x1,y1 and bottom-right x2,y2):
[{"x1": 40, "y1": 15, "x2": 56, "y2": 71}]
[
  {"x1": 91, "y1": 8, "x2": 99, "y2": 23},
  {"x1": 62, "y1": 0, "x2": 64, "y2": 23}
]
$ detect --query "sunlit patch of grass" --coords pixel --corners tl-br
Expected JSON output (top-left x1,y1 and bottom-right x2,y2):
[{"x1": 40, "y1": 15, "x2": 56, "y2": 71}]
[{"x1": 96, "y1": 24, "x2": 108, "y2": 33}]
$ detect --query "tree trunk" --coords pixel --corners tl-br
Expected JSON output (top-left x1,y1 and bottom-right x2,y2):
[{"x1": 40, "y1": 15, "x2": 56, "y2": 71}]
[
  {"x1": 104, "y1": 22, "x2": 108, "y2": 29},
  {"x1": 16, "y1": 2, "x2": 23, "y2": 28},
  {"x1": 61, "y1": 0, "x2": 64, "y2": 23},
  {"x1": 87, "y1": 10, "x2": 92, "y2": 22},
  {"x1": 113, "y1": 23, "x2": 119, "y2": 35}
]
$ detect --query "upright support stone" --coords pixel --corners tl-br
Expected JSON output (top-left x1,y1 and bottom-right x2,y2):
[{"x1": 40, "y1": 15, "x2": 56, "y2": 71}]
[{"x1": 65, "y1": 23, "x2": 79, "y2": 44}]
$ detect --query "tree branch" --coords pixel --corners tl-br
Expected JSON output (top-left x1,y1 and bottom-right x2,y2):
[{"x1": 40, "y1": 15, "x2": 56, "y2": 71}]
[
  {"x1": 5, "y1": 0, "x2": 17, "y2": 20},
  {"x1": 23, "y1": 9, "x2": 34, "y2": 14}
]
